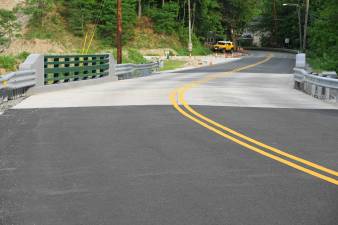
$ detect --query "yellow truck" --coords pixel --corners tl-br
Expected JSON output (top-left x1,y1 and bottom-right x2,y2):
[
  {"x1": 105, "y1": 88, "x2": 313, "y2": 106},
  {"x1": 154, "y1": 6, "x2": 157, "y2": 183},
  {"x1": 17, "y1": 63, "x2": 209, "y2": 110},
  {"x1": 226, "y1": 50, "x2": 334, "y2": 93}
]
[{"x1": 212, "y1": 41, "x2": 235, "y2": 53}]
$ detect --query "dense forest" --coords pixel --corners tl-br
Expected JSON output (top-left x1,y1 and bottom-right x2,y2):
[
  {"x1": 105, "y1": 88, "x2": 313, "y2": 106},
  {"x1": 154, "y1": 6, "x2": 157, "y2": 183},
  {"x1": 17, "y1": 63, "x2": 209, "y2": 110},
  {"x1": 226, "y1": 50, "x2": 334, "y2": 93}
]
[{"x1": 0, "y1": 0, "x2": 337, "y2": 71}]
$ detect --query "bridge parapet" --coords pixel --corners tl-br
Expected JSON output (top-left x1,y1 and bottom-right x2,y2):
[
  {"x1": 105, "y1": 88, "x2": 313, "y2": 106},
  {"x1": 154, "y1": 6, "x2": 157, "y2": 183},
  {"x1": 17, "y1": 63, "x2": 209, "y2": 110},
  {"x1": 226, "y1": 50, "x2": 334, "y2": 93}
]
[{"x1": 1, "y1": 53, "x2": 159, "y2": 110}]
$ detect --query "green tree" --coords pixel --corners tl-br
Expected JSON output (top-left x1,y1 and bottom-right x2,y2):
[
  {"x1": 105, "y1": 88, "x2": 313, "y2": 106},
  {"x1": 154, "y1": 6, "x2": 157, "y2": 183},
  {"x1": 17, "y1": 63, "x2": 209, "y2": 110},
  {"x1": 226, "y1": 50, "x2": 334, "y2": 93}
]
[
  {"x1": 62, "y1": 0, "x2": 97, "y2": 36},
  {"x1": 308, "y1": 0, "x2": 338, "y2": 72},
  {"x1": 98, "y1": 0, "x2": 137, "y2": 46},
  {"x1": 252, "y1": 0, "x2": 303, "y2": 48},
  {"x1": 193, "y1": 0, "x2": 224, "y2": 38},
  {"x1": 0, "y1": 9, "x2": 20, "y2": 49},
  {"x1": 219, "y1": 0, "x2": 260, "y2": 44},
  {"x1": 24, "y1": 0, "x2": 53, "y2": 26},
  {"x1": 145, "y1": 1, "x2": 180, "y2": 34}
]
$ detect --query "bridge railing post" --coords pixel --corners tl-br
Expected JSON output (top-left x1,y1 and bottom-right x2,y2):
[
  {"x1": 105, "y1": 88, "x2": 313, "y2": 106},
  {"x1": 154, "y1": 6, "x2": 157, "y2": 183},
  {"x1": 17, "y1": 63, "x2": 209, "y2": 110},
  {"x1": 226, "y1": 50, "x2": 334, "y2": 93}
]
[
  {"x1": 19, "y1": 54, "x2": 44, "y2": 87},
  {"x1": 109, "y1": 53, "x2": 116, "y2": 79}
]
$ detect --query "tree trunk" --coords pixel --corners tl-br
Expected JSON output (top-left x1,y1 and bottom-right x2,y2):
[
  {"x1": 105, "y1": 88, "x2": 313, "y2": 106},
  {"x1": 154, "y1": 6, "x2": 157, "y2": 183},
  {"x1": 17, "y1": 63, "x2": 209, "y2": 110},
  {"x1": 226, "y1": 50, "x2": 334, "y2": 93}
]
[
  {"x1": 182, "y1": 0, "x2": 186, "y2": 23},
  {"x1": 192, "y1": 1, "x2": 196, "y2": 33},
  {"x1": 138, "y1": 0, "x2": 142, "y2": 18}
]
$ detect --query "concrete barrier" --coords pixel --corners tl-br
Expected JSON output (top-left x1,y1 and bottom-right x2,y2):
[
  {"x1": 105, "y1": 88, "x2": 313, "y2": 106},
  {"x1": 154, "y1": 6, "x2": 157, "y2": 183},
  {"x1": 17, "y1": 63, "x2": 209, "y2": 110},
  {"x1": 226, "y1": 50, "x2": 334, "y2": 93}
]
[{"x1": 295, "y1": 53, "x2": 306, "y2": 68}]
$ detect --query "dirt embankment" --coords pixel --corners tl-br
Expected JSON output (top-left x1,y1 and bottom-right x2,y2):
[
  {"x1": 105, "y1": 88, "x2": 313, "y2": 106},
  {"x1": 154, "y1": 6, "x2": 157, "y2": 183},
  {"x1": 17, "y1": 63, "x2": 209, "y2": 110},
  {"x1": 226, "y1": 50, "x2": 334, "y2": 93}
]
[
  {"x1": 0, "y1": 0, "x2": 24, "y2": 10},
  {"x1": 4, "y1": 39, "x2": 66, "y2": 55}
]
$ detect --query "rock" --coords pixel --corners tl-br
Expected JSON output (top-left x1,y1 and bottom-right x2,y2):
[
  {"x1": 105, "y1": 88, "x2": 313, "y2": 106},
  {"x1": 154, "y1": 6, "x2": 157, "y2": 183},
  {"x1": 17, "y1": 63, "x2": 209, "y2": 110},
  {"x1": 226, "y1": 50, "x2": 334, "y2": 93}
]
[
  {"x1": 322, "y1": 71, "x2": 338, "y2": 79},
  {"x1": 0, "y1": 68, "x2": 7, "y2": 75}
]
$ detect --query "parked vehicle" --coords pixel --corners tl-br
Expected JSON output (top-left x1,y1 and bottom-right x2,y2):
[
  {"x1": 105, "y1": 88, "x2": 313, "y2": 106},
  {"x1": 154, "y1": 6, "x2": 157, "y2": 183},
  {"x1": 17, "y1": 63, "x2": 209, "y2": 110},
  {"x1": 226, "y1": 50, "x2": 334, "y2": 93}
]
[{"x1": 212, "y1": 41, "x2": 235, "y2": 52}]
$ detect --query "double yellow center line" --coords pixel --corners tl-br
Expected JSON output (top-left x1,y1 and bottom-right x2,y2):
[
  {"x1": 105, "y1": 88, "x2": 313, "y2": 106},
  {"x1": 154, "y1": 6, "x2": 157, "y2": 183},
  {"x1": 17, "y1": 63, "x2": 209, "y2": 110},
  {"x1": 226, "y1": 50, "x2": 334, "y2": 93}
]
[{"x1": 169, "y1": 55, "x2": 338, "y2": 185}]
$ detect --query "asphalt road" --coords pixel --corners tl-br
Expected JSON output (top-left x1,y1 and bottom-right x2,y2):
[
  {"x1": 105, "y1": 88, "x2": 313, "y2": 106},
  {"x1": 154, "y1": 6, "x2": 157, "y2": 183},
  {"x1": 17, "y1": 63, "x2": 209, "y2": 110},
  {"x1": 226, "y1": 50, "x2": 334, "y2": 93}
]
[{"x1": 1, "y1": 51, "x2": 337, "y2": 225}]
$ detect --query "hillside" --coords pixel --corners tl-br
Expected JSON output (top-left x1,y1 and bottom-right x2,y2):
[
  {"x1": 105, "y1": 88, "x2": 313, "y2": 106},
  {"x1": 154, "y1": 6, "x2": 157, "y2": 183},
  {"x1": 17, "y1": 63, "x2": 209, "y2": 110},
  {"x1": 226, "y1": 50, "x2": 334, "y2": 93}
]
[
  {"x1": 0, "y1": 5, "x2": 196, "y2": 74},
  {"x1": 0, "y1": 0, "x2": 24, "y2": 10}
]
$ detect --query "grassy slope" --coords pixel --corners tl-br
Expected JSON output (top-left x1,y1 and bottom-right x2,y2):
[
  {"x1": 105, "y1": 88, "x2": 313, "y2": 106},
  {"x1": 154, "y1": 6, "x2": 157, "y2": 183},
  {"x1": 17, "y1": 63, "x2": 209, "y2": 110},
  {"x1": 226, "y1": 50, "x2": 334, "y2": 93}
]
[
  {"x1": 130, "y1": 17, "x2": 184, "y2": 51},
  {"x1": 160, "y1": 60, "x2": 186, "y2": 71}
]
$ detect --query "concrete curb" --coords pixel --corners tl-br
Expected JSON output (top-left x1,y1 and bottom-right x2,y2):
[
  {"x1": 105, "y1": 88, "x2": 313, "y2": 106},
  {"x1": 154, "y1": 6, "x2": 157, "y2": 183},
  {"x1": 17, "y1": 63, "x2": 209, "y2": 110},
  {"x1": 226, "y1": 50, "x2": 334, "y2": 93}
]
[
  {"x1": 27, "y1": 76, "x2": 118, "y2": 95},
  {"x1": 160, "y1": 58, "x2": 242, "y2": 73}
]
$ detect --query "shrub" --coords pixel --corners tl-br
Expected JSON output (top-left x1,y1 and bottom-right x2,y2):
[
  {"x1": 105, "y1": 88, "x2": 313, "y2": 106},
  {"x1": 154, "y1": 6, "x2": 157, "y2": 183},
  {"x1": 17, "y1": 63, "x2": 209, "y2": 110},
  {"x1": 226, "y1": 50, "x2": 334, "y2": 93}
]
[
  {"x1": 0, "y1": 55, "x2": 16, "y2": 70},
  {"x1": 308, "y1": 0, "x2": 338, "y2": 72},
  {"x1": 127, "y1": 48, "x2": 148, "y2": 64},
  {"x1": 16, "y1": 51, "x2": 30, "y2": 61}
]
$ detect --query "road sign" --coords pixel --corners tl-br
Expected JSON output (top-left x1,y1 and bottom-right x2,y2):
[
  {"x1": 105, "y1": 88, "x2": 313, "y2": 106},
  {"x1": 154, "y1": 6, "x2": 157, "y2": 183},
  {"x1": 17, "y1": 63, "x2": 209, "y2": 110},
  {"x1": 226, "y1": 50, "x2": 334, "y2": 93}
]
[{"x1": 188, "y1": 43, "x2": 193, "y2": 52}]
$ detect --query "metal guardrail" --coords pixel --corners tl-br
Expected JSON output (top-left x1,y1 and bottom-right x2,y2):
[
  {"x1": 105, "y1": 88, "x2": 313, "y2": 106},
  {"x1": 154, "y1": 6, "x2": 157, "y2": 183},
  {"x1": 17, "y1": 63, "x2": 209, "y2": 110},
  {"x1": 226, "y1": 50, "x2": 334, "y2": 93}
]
[
  {"x1": 116, "y1": 62, "x2": 160, "y2": 80},
  {"x1": 294, "y1": 68, "x2": 338, "y2": 88},
  {"x1": 294, "y1": 68, "x2": 338, "y2": 101},
  {"x1": 0, "y1": 70, "x2": 36, "y2": 103},
  {"x1": 243, "y1": 47, "x2": 299, "y2": 54}
]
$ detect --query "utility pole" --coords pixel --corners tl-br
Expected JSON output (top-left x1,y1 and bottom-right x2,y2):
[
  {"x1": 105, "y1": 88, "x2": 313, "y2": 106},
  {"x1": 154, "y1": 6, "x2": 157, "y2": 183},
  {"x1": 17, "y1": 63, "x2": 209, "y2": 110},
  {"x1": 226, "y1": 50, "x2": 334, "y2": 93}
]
[
  {"x1": 303, "y1": 0, "x2": 309, "y2": 51},
  {"x1": 188, "y1": 0, "x2": 192, "y2": 57},
  {"x1": 116, "y1": 0, "x2": 122, "y2": 64}
]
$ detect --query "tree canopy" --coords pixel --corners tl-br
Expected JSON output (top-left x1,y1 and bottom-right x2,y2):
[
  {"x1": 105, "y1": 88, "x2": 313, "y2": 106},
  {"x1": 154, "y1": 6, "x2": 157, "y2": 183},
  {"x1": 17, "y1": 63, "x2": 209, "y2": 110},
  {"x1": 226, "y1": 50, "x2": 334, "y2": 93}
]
[{"x1": 7, "y1": 0, "x2": 338, "y2": 71}]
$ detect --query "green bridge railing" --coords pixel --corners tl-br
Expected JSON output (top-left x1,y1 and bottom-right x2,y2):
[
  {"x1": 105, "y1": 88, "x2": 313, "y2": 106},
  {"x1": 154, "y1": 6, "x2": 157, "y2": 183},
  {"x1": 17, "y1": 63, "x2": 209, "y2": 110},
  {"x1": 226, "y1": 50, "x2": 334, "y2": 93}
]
[{"x1": 44, "y1": 54, "x2": 110, "y2": 85}]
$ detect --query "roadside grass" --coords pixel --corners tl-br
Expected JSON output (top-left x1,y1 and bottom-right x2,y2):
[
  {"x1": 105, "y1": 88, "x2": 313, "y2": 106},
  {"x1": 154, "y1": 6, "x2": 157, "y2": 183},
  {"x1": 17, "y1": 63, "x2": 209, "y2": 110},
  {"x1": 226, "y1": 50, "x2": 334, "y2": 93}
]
[
  {"x1": 160, "y1": 60, "x2": 186, "y2": 71},
  {"x1": 127, "y1": 48, "x2": 148, "y2": 64},
  {"x1": 0, "y1": 55, "x2": 17, "y2": 71},
  {"x1": 104, "y1": 48, "x2": 148, "y2": 64},
  {"x1": 0, "y1": 52, "x2": 31, "y2": 75}
]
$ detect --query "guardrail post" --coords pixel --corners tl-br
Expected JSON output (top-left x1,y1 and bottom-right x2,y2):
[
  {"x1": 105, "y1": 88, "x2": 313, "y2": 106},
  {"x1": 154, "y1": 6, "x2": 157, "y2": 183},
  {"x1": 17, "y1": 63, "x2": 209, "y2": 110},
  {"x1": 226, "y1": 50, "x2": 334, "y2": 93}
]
[
  {"x1": 311, "y1": 84, "x2": 316, "y2": 97},
  {"x1": 1, "y1": 85, "x2": 8, "y2": 102},
  {"x1": 109, "y1": 53, "x2": 116, "y2": 79},
  {"x1": 19, "y1": 54, "x2": 44, "y2": 87},
  {"x1": 324, "y1": 87, "x2": 329, "y2": 100}
]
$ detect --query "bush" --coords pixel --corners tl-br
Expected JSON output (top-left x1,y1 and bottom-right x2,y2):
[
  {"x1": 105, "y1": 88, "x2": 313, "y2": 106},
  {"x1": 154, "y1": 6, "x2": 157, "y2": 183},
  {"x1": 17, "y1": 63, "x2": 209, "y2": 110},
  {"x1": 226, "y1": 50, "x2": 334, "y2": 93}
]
[
  {"x1": 175, "y1": 26, "x2": 211, "y2": 56},
  {"x1": 17, "y1": 51, "x2": 30, "y2": 61},
  {"x1": 107, "y1": 48, "x2": 147, "y2": 64},
  {"x1": 308, "y1": 0, "x2": 338, "y2": 72},
  {"x1": 0, "y1": 55, "x2": 16, "y2": 70},
  {"x1": 127, "y1": 48, "x2": 148, "y2": 64}
]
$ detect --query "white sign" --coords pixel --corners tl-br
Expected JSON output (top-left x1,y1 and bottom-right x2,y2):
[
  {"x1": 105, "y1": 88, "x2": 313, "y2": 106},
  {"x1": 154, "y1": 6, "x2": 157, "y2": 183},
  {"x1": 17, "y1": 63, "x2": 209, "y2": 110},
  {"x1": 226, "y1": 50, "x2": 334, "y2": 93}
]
[{"x1": 188, "y1": 43, "x2": 193, "y2": 52}]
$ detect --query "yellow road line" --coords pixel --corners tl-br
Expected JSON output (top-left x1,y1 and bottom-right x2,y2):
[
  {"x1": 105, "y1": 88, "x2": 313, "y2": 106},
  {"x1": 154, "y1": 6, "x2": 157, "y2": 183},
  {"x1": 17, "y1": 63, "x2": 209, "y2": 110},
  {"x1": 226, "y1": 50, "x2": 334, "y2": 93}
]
[
  {"x1": 169, "y1": 56, "x2": 338, "y2": 185},
  {"x1": 177, "y1": 56, "x2": 338, "y2": 177}
]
